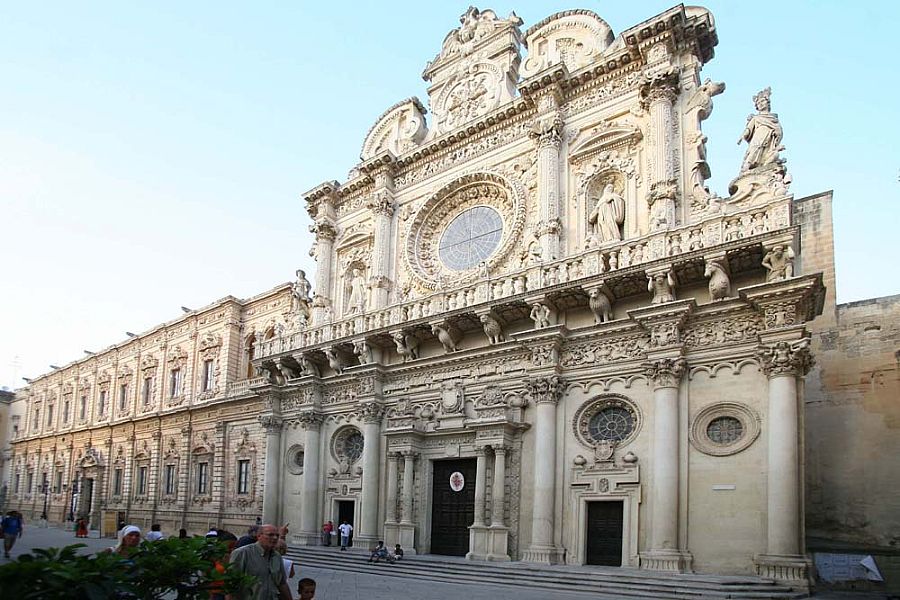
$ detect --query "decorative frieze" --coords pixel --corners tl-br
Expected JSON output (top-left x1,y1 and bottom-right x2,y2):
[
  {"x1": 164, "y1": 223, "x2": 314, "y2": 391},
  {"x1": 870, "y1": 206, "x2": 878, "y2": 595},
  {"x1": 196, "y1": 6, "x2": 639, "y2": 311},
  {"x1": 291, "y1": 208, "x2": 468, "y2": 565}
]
[{"x1": 756, "y1": 339, "x2": 814, "y2": 378}]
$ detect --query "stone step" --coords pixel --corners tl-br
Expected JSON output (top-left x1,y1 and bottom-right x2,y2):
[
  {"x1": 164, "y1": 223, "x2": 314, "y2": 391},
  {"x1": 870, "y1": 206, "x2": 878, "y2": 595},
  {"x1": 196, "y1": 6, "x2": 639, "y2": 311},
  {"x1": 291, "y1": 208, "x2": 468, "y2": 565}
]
[{"x1": 286, "y1": 547, "x2": 807, "y2": 600}]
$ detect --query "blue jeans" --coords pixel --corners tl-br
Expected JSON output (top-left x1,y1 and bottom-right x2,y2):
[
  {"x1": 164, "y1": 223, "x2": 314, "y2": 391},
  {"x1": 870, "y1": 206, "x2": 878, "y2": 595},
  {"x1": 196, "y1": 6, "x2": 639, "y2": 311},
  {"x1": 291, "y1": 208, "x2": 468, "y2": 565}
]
[{"x1": 341, "y1": 535, "x2": 349, "y2": 548}]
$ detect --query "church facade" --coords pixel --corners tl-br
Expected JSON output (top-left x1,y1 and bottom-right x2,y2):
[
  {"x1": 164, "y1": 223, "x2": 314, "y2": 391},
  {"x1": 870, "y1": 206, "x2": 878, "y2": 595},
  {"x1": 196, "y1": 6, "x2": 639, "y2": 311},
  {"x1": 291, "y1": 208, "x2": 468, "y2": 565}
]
[{"x1": 4, "y1": 5, "x2": 896, "y2": 587}]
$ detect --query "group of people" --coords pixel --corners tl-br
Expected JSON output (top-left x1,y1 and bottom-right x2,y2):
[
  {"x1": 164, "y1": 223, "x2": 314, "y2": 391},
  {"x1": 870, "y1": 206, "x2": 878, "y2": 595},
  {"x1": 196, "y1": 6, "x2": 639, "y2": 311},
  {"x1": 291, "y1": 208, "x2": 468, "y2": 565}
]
[
  {"x1": 320, "y1": 519, "x2": 355, "y2": 551},
  {"x1": 1, "y1": 510, "x2": 24, "y2": 558},
  {"x1": 367, "y1": 541, "x2": 404, "y2": 564}
]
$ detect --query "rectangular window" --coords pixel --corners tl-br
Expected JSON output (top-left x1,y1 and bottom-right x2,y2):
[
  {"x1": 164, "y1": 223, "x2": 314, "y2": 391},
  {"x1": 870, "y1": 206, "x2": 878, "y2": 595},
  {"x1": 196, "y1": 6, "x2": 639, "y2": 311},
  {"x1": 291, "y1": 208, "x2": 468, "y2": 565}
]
[
  {"x1": 113, "y1": 468, "x2": 123, "y2": 496},
  {"x1": 98, "y1": 390, "x2": 108, "y2": 415},
  {"x1": 142, "y1": 378, "x2": 152, "y2": 406},
  {"x1": 197, "y1": 462, "x2": 209, "y2": 494},
  {"x1": 32, "y1": 409, "x2": 40, "y2": 431},
  {"x1": 169, "y1": 368, "x2": 182, "y2": 398},
  {"x1": 54, "y1": 470, "x2": 63, "y2": 494},
  {"x1": 79, "y1": 395, "x2": 87, "y2": 420},
  {"x1": 14, "y1": 473, "x2": 20, "y2": 494},
  {"x1": 119, "y1": 384, "x2": 128, "y2": 411},
  {"x1": 201, "y1": 359, "x2": 214, "y2": 392},
  {"x1": 26, "y1": 472, "x2": 34, "y2": 493},
  {"x1": 46, "y1": 405, "x2": 54, "y2": 427},
  {"x1": 237, "y1": 459, "x2": 250, "y2": 495},
  {"x1": 63, "y1": 399, "x2": 71, "y2": 423},
  {"x1": 165, "y1": 464, "x2": 176, "y2": 495},
  {"x1": 138, "y1": 466, "x2": 148, "y2": 495},
  {"x1": 12, "y1": 425, "x2": 19, "y2": 439}
]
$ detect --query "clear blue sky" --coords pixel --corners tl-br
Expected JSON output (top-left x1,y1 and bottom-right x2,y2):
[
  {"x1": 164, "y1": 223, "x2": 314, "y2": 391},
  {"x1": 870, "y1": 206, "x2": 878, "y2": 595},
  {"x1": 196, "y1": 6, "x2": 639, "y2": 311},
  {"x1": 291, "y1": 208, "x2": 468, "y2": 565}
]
[{"x1": 2, "y1": 1, "x2": 898, "y2": 388}]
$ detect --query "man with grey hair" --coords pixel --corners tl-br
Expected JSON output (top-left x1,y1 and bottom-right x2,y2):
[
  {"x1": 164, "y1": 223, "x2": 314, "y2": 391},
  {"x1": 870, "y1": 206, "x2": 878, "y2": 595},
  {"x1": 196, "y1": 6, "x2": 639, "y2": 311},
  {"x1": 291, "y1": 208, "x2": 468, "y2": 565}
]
[{"x1": 227, "y1": 524, "x2": 292, "y2": 600}]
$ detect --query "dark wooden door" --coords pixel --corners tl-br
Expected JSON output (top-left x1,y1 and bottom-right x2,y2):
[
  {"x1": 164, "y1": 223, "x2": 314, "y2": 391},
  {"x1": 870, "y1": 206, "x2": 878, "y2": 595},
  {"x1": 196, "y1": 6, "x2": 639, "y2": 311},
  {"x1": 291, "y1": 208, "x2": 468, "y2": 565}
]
[
  {"x1": 337, "y1": 501, "x2": 355, "y2": 547},
  {"x1": 586, "y1": 501, "x2": 624, "y2": 566},
  {"x1": 430, "y1": 458, "x2": 476, "y2": 556}
]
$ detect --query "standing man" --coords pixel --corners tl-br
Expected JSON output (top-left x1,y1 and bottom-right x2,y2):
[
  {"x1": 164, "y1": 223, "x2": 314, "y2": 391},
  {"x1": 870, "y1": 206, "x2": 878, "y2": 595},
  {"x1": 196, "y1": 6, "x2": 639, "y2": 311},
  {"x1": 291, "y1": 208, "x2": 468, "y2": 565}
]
[
  {"x1": 321, "y1": 521, "x2": 333, "y2": 547},
  {"x1": 2, "y1": 511, "x2": 24, "y2": 558},
  {"x1": 227, "y1": 523, "x2": 292, "y2": 600},
  {"x1": 338, "y1": 520, "x2": 352, "y2": 552}
]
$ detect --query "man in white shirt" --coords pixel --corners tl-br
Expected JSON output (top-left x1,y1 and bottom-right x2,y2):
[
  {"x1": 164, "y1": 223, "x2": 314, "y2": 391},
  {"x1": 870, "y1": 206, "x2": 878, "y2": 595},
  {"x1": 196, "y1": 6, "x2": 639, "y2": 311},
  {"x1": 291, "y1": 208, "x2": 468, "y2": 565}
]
[
  {"x1": 145, "y1": 523, "x2": 165, "y2": 541},
  {"x1": 338, "y1": 520, "x2": 352, "y2": 551}
]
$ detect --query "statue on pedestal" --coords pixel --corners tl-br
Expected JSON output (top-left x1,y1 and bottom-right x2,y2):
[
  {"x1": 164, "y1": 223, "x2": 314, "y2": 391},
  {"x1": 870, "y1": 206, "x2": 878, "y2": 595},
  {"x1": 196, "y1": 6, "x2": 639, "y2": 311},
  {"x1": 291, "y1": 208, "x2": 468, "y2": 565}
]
[{"x1": 588, "y1": 184, "x2": 625, "y2": 244}]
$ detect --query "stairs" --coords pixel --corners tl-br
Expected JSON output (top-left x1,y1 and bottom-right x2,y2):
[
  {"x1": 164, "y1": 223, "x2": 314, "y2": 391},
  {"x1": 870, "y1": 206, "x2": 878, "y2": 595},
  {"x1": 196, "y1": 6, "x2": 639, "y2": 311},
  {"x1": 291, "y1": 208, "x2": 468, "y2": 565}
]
[{"x1": 286, "y1": 546, "x2": 807, "y2": 599}]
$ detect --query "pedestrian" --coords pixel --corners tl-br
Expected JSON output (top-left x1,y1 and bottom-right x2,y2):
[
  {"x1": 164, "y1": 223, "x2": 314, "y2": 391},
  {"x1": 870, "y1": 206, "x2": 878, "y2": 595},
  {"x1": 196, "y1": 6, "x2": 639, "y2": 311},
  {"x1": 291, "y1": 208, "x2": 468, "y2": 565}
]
[
  {"x1": 392, "y1": 544, "x2": 404, "y2": 561},
  {"x1": 145, "y1": 523, "x2": 164, "y2": 541},
  {"x1": 297, "y1": 577, "x2": 317, "y2": 600},
  {"x1": 368, "y1": 540, "x2": 390, "y2": 563},
  {"x1": 210, "y1": 537, "x2": 238, "y2": 600},
  {"x1": 227, "y1": 523, "x2": 292, "y2": 600},
  {"x1": 338, "y1": 520, "x2": 352, "y2": 551},
  {"x1": 106, "y1": 525, "x2": 142, "y2": 557},
  {"x1": 178, "y1": 528, "x2": 189, "y2": 539},
  {"x1": 275, "y1": 535, "x2": 295, "y2": 579},
  {"x1": 234, "y1": 524, "x2": 259, "y2": 549},
  {"x1": 321, "y1": 521, "x2": 333, "y2": 546},
  {"x1": 75, "y1": 517, "x2": 88, "y2": 538},
  {"x1": 1, "y1": 511, "x2": 24, "y2": 558}
]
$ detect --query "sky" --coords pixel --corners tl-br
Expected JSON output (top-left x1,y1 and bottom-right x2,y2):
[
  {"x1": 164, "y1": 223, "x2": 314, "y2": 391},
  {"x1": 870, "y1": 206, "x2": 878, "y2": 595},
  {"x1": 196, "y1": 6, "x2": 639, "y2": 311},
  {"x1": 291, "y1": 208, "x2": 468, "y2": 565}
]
[{"x1": 1, "y1": 1, "x2": 898, "y2": 389}]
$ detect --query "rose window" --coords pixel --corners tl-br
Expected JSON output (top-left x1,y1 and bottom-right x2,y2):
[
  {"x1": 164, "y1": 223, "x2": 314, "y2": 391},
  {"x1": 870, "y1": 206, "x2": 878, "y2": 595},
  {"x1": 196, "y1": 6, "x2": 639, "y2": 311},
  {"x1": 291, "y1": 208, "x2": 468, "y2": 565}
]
[
  {"x1": 439, "y1": 206, "x2": 503, "y2": 270},
  {"x1": 706, "y1": 416, "x2": 744, "y2": 445},
  {"x1": 588, "y1": 406, "x2": 635, "y2": 442},
  {"x1": 573, "y1": 395, "x2": 641, "y2": 449},
  {"x1": 332, "y1": 427, "x2": 364, "y2": 464}
]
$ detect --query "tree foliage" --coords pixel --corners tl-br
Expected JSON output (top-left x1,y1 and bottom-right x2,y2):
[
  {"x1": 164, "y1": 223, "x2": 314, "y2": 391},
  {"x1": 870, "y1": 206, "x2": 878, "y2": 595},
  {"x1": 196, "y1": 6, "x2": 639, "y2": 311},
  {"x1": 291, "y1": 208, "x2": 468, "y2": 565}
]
[{"x1": 0, "y1": 537, "x2": 254, "y2": 600}]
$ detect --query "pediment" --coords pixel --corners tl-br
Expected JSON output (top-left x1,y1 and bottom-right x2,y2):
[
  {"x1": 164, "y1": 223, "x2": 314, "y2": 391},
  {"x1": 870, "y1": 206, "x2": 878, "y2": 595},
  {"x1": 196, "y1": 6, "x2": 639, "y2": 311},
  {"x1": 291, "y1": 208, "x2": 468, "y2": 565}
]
[
  {"x1": 570, "y1": 123, "x2": 642, "y2": 163},
  {"x1": 360, "y1": 98, "x2": 427, "y2": 161}
]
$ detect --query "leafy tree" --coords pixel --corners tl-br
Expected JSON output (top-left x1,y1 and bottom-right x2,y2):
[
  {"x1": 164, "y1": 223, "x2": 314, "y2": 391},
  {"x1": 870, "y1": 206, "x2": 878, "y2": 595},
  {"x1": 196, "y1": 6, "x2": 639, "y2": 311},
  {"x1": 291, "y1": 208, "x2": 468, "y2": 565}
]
[{"x1": 0, "y1": 537, "x2": 254, "y2": 600}]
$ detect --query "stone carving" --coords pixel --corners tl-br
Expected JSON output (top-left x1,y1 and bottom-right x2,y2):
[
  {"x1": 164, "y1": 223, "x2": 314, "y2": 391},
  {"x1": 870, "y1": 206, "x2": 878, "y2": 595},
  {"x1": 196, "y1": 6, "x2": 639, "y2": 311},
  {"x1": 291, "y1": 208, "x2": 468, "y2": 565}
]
[
  {"x1": 324, "y1": 348, "x2": 344, "y2": 375},
  {"x1": 480, "y1": 313, "x2": 506, "y2": 344},
  {"x1": 440, "y1": 380, "x2": 465, "y2": 414},
  {"x1": 704, "y1": 259, "x2": 732, "y2": 301},
  {"x1": 686, "y1": 78, "x2": 726, "y2": 124},
  {"x1": 728, "y1": 87, "x2": 791, "y2": 202},
  {"x1": 682, "y1": 316, "x2": 762, "y2": 348},
  {"x1": 525, "y1": 375, "x2": 565, "y2": 405},
  {"x1": 434, "y1": 7, "x2": 520, "y2": 62},
  {"x1": 756, "y1": 338, "x2": 813, "y2": 377},
  {"x1": 762, "y1": 245, "x2": 795, "y2": 282},
  {"x1": 520, "y1": 10, "x2": 614, "y2": 78},
  {"x1": 360, "y1": 97, "x2": 427, "y2": 160},
  {"x1": 649, "y1": 322, "x2": 680, "y2": 348},
  {"x1": 431, "y1": 323, "x2": 459, "y2": 353},
  {"x1": 643, "y1": 357, "x2": 687, "y2": 389},
  {"x1": 648, "y1": 270, "x2": 676, "y2": 304},
  {"x1": 529, "y1": 303, "x2": 552, "y2": 329},
  {"x1": 291, "y1": 269, "x2": 312, "y2": 313},
  {"x1": 561, "y1": 336, "x2": 649, "y2": 367},
  {"x1": 353, "y1": 339, "x2": 372, "y2": 365},
  {"x1": 393, "y1": 332, "x2": 420, "y2": 362},
  {"x1": 588, "y1": 184, "x2": 625, "y2": 244},
  {"x1": 346, "y1": 268, "x2": 367, "y2": 314},
  {"x1": 298, "y1": 354, "x2": 320, "y2": 377},
  {"x1": 588, "y1": 286, "x2": 613, "y2": 324}
]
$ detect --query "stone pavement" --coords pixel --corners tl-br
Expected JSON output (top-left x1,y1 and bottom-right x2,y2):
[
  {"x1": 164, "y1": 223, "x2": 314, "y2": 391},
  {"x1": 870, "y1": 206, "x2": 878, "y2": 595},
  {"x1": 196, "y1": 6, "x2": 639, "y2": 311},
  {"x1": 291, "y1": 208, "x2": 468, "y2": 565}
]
[{"x1": 0, "y1": 526, "x2": 891, "y2": 599}]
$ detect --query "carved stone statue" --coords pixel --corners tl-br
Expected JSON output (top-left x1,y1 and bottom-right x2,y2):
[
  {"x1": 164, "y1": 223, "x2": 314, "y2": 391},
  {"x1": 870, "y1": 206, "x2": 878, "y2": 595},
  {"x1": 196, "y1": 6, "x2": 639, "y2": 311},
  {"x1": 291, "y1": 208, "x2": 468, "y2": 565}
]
[
  {"x1": 686, "y1": 78, "x2": 726, "y2": 123},
  {"x1": 529, "y1": 303, "x2": 552, "y2": 329},
  {"x1": 588, "y1": 183, "x2": 625, "y2": 243},
  {"x1": 738, "y1": 87, "x2": 784, "y2": 174},
  {"x1": 353, "y1": 339, "x2": 372, "y2": 365},
  {"x1": 431, "y1": 323, "x2": 459, "y2": 353},
  {"x1": 479, "y1": 314, "x2": 505, "y2": 344},
  {"x1": 291, "y1": 269, "x2": 312, "y2": 313},
  {"x1": 324, "y1": 348, "x2": 344, "y2": 375},
  {"x1": 393, "y1": 332, "x2": 420, "y2": 362},
  {"x1": 346, "y1": 268, "x2": 366, "y2": 314},
  {"x1": 762, "y1": 245, "x2": 795, "y2": 282},
  {"x1": 589, "y1": 287, "x2": 613, "y2": 324},
  {"x1": 648, "y1": 270, "x2": 677, "y2": 304},
  {"x1": 299, "y1": 355, "x2": 320, "y2": 377},
  {"x1": 704, "y1": 259, "x2": 732, "y2": 301}
]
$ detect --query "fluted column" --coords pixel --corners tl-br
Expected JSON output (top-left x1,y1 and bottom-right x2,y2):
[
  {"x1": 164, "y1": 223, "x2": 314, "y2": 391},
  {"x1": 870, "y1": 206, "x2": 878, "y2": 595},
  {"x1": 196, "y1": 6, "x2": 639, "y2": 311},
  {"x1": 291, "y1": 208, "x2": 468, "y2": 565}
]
[
  {"x1": 490, "y1": 446, "x2": 507, "y2": 526},
  {"x1": 357, "y1": 402, "x2": 384, "y2": 545},
  {"x1": 297, "y1": 411, "x2": 323, "y2": 545},
  {"x1": 641, "y1": 71, "x2": 680, "y2": 231},
  {"x1": 523, "y1": 375, "x2": 565, "y2": 564},
  {"x1": 367, "y1": 166, "x2": 395, "y2": 310},
  {"x1": 400, "y1": 451, "x2": 415, "y2": 523},
  {"x1": 530, "y1": 112, "x2": 563, "y2": 261},
  {"x1": 384, "y1": 451, "x2": 400, "y2": 524},
  {"x1": 259, "y1": 415, "x2": 283, "y2": 525},
  {"x1": 642, "y1": 357, "x2": 689, "y2": 570},
  {"x1": 472, "y1": 446, "x2": 488, "y2": 526}
]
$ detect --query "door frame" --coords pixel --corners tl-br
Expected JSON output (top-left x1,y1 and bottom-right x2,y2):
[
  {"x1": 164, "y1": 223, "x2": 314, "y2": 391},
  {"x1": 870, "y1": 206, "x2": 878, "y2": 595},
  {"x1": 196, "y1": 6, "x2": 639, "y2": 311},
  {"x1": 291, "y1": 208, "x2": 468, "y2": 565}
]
[
  {"x1": 572, "y1": 491, "x2": 639, "y2": 566},
  {"x1": 427, "y1": 457, "x2": 477, "y2": 557},
  {"x1": 584, "y1": 499, "x2": 626, "y2": 566}
]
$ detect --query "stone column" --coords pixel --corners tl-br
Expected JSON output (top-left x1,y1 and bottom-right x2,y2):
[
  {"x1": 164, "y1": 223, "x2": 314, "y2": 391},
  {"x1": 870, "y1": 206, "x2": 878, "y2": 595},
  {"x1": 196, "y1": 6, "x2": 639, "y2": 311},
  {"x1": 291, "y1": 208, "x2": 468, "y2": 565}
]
[
  {"x1": 357, "y1": 402, "x2": 384, "y2": 546},
  {"x1": 149, "y1": 430, "x2": 162, "y2": 522},
  {"x1": 179, "y1": 424, "x2": 192, "y2": 529},
  {"x1": 259, "y1": 415, "x2": 283, "y2": 525},
  {"x1": 384, "y1": 451, "x2": 400, "y2": 524},
  {"x1": 367, "y1": 167, "x2": 396, "y2": 310},
  {"x1": 467, "y1": 445, "x2": 490, "y2": 560},
  {"x1": 529, "y1": 110, "x2": 563, "y2": 261},
  {"x1": 641, "y1": 357, "x2": 692, "y2": 572},
  {"x1": 754, "y1": 335, "x2": 814, "y2": 581},
  {"x1": 486, "y1": 445, "x2": 510, "y2": 561},
  {"x1": 641, "y1": 71, "x2": 680, "y2": 231},
  {"x1": 523, "y1": 375, "x2": 565, "y2": 564},
  {"x1": 296, "y1": 411, "x2": 323, "y2": 545},
  {"x1": 310, "y1": 220, "x2": 337, "y2": 325},
  {"x1": 398, "y1": 451, "x2": 417, "y2": 553}
]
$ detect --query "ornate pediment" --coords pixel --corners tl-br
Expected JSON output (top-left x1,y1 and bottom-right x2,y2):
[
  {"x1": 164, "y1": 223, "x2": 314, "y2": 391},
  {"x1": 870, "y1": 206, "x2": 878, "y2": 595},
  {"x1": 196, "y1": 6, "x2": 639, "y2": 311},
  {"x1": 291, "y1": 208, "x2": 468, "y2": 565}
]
[
  {"x1": 360, "y1": 98, "x2": 427, "y2": 160},
  {"x1": 521, "y1": 10, "x2": 614, "y2": 78}
]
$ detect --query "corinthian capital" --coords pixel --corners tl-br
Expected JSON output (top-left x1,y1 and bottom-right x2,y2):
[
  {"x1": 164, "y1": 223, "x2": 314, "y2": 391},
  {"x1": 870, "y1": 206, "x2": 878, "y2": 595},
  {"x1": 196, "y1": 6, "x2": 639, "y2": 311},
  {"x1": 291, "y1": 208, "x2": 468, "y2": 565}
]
[
  {"x1": 359, "y1": 401, "x2": 385, "y2": 425},
  {"x1": 258, "y1": 415, "x2": 283, "y2": 433},
  {"x1": 756, "y1": 338, "x2": 814, "y2": 378},
  {"x1": 640, "y1": 70, "x2": 680, "y2": 108},
  {"x1": 297, "y1": 411, "x2": 324, "y2": 431},
  {"x1": 529, "y1": 113, "x2": 563, "y2": 148},
  {"x1": 643, "y1": 357, "x2": 686, "y2": 389},
  {"x1": 310, "y1": 220, "x2": 337, "y2": 242},
  {"x1": 525, "y1": 374, "x2": 565, "y2": 405},
  {"x1": 367, "y1": 191, "x2": 395, "y2": 217}
]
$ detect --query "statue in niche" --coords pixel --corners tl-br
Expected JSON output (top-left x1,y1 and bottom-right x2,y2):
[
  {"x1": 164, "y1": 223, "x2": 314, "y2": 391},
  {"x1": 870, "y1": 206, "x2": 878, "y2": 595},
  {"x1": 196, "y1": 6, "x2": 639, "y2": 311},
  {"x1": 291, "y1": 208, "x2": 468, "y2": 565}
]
[
  {"x1": 346, "y1": 268, "x2": 366, "y2": 314},
  {"x1": 738, "y1": 87, "x2": 784, "y2": 173},
  {"x1": 588, "y1": 184, "x2": 625, "y2": 244},
  {"x1": 762, "y1": 245, "x2": 794, "y2": 282}
]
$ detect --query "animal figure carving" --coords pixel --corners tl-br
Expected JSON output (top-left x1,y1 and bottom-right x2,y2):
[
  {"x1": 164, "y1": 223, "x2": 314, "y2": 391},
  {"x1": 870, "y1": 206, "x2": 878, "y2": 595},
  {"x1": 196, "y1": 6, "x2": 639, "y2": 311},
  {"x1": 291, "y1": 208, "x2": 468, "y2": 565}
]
[
  {"x1": 431, "y1": 324, "x2": 458, "y2": 353},
  {"x1": 393, "y1": 332, "x2": 420, "y2": 361},
  {"x1": 479, "y1": 314, "x2": 505, "y2": 345},
  {"x1": 704, "y1": 260, "x2": 732, "y2": 301},
  {"x1": 589, "y1": 288, "x2": 613, "y2": 324},
  {"x1": 324, "y1": 348, "x2": 344, "y2": 375},
  {"x1": 299, "y1": 355, "x2": 320, "y2": 377}
]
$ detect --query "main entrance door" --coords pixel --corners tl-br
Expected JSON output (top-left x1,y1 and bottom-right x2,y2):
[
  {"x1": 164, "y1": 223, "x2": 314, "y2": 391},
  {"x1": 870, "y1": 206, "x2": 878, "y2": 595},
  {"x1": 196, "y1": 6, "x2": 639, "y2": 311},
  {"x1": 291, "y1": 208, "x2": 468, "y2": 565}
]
[
  {"x1": 336, "y1": 500, "x2": 355, "y2": 547},
  {"x1": 430, "y1": 458, "x2": 476, "y2": 556},
  {"x1": 585, "y1": 500, "x2": 624, "y2": 566}
]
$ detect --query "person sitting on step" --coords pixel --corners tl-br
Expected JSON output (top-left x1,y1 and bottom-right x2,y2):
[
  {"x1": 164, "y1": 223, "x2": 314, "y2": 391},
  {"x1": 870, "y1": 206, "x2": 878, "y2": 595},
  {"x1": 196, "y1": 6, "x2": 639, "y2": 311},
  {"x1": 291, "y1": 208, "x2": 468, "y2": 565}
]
[
  {"x1": 368, "y1": 540, "x2": 392, "y2": 563},
  {"x1": 391, "y1": 544, "x2": 404, "y2": 561}
]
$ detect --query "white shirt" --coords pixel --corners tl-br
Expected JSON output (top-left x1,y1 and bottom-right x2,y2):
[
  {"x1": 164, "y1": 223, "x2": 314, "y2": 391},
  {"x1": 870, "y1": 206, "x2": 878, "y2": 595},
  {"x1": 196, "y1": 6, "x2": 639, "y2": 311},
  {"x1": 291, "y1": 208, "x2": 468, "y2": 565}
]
[
  {"x1": 145, "y1": 531, "x2": 164, "y2": 541},
  {"x1": 339, "y1": 523, "x2": 352, "y2": 536}
]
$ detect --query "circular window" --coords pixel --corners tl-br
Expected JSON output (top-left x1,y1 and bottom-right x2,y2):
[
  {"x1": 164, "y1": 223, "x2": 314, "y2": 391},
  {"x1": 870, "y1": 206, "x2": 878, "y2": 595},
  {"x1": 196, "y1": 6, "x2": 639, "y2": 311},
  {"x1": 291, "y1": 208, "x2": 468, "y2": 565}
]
[
  {"x1": 690, "y1": 403, "x2": 760, "y2": 457},
  {"x1": 706, "y1": 416, "x2": 744, "y2": 445},
  {"x1": 285, "y1": 445, "x2": 305, "y2": 475},
  {"x1": 331, "y1": 427, "x2": 364, "y2": 464},
  {"x1": 573, "y1": 395, "x2": 641, "y2": 450},
  {"x1": 439, "y1": 206, "x2": 503, "y2": 270}
]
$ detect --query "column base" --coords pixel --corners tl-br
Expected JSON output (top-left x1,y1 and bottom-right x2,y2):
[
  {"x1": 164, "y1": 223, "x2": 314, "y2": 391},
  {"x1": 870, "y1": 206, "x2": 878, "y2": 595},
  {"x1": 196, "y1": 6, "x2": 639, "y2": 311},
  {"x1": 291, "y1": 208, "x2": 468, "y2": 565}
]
[
  {"x1": 485, "y1": 525, "x2": 510, "y2": 562},
  {"x1": 640, "y1": 549, "x2": 693, "y2": 572},
  {"x1": 354, "y1": 533, "x2": 379, "y2": 549},
  {"x1": 292, "y1": 531, "x2": 322, "y2": 546},
  {"x1": 754, "y1": 553, "x2": 812, "y2": 587},
  {"x1": 466, "y1": 524, "x2": 490, "y2": 560},
  {"x1": 397, "y1": 521, "x2": 417, "y2": 555},
  {"x1": 522, "y1": 544, "x2": 565, "y2": 564}
]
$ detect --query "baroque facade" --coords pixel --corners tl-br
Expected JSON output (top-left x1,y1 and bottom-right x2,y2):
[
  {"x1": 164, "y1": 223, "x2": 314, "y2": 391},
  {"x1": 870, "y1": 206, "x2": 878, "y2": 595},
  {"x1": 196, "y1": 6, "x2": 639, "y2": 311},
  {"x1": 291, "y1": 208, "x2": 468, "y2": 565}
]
[{"x1": 5, "y1": 5, "x2": 896, "y2": 588}]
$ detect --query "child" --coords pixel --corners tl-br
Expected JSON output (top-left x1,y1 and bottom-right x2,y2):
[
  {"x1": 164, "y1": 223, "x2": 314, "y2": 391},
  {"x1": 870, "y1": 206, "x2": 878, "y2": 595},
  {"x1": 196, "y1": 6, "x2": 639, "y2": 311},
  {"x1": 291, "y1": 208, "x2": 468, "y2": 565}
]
[
  {"x1": 298, "y1": 577, "x2": 316, "y2": 600},
  {"x1": 392, "y1": 544, "x2": 404, "y2": 561}
]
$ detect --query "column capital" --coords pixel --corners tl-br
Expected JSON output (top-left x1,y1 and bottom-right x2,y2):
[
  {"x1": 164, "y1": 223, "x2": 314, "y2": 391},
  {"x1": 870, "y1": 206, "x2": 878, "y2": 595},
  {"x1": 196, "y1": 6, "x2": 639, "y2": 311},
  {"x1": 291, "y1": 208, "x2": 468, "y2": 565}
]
[
  {"x1": 643, "y1": 357, "x2": 686, "y2": 389},
  {"x1": 359, "y1": 401, "x2": 385, "y2": 425},
  {"x1": 386, "y1": 450, "x2": 402, "y2": 461},
  {"x1": 525, "y1": 374, "x2": 565, "y2": 405},
  {"x1": 297, "y1": 411, "x2": 324, "y2": 431},
  {"x1": 629, "y1": 299, "x2": 694, "y2": 349},
  {"x1": 756, "y1": 338, "x2": 814, "y2": 378},
  {"x1": 310, "y1": 219, "x2": 337, "y2": 242},
  {"x1": 640, "y1": 69, "x2": 680, "y2": 108},
  {"x1": 492, "y1": 444, "x2": 508, "y2": 457},
  {"x1": 258, "y1": 414, "x2": 283, "y2": 434},
  {"x1": 474, "y1": 445, "x2": 489, "y2": 457},
  {"x1": 529, "y1": 113, "x2": 563, "y2": 149},
  {"x1": 366, "y1": 190, "x2": 395, "y2": 217},
  {"x1": 401, "y1": 450, "x2": 418, "y2": 460}
]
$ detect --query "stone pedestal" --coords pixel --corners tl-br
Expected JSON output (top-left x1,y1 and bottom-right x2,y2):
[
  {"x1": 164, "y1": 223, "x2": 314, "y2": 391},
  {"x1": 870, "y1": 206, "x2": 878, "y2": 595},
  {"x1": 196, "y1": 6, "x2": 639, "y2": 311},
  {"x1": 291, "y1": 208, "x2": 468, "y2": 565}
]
[{"x1": 485, "y1": 526, "x2": 510, "y2": 562}]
